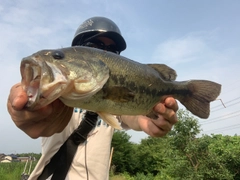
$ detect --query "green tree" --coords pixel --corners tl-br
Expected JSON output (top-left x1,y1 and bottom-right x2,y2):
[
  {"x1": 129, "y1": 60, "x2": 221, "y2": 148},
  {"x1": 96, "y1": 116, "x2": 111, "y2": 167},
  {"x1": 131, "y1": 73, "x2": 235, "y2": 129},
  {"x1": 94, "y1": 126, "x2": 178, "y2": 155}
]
[
  {"x1": 134, "y1": 136, "x2": 171, "y2": 176},
  {"x1": 111, "y1": 130, "x2": 137, "y2": 174},
  {"x1": 111, "y1": 109, "x2": 240, "y2": 180},
  {"x1": 166, "y1": 109, "x2": 234, "y2": 179},
  {"x1": 168, "y1": 109, "x2": 201, "y2": 151},
  {"x1": 208, "y1": 134, "x2": 240, "y2": 179}
]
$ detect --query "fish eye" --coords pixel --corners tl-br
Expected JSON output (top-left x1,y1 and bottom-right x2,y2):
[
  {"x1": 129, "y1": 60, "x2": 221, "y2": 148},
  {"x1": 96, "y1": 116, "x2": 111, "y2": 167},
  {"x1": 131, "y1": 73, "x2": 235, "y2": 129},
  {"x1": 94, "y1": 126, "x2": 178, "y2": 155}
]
[{"x1": 52, "y1": 50, "x2": 65, "y2": 60}]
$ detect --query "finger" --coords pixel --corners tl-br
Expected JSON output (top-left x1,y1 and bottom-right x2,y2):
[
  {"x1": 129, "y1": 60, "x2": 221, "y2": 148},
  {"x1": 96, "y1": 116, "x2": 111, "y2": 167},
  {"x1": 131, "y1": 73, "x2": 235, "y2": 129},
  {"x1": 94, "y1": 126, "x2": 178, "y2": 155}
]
[
  {"x1": 9, "y1": 83, "x2": 28, "y2": 110},
  {"x1": 139, "y1": 116, "x2": 173, "y2": 137},
  {"x1": 147, "y1": 120, "x2": 171, "y2": 137},
  {"x1": 153, "y1": 103, "x2": 166, "y2": 115},
  {"x1": 166, "y1": 110, "x2": 178, "y2": 125},
  {"x1": 152, "y1": 103, "x2": 177, "y2": 125},
  {"x1": 164, "y1": 97, "x2": 179, "y2": 112}
]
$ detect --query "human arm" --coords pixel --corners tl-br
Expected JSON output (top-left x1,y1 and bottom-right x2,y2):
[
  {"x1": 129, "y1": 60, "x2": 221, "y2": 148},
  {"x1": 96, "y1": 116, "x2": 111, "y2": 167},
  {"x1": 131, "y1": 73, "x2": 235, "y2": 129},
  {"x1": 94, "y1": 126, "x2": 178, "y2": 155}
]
[
  {"x1": 7, "y1": 83, "x2": 73, "y2": 138},
  {"x1": 120, "y1": 97, "x2": 178, "y2": 137}
]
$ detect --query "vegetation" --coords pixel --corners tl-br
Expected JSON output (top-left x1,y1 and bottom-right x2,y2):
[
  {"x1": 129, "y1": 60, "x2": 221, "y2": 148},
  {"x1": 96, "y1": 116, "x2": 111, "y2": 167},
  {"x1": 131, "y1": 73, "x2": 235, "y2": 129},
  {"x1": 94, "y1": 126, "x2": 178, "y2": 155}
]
[
  {"x1": 1, "y1": 109, "x2": 240, "y2": 179},
  {"x1": 110, "y1": 109, "x2": 240, "y2": 179},
  {"x1": 0, "y1": 157, "x2": 38, "y2": 180}
]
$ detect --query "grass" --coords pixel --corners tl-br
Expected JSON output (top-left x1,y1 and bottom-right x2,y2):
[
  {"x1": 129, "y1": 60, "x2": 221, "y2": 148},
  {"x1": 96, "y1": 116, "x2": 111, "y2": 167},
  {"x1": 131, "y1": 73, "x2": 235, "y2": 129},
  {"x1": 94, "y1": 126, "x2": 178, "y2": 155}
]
[
  {"x1": 0, "y1": 162, "x2": 37, "y2": 180},
  {"x1": 0, "y1": 162, "x2": 132, "y2": 180}
]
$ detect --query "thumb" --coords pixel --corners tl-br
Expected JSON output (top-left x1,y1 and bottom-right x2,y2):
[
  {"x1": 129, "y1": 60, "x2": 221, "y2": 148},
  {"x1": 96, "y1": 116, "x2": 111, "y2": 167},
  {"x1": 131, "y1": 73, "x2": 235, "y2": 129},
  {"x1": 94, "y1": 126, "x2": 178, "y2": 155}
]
[{"x1": 9, "y1": 84, "x2": 28, "y2": 110}]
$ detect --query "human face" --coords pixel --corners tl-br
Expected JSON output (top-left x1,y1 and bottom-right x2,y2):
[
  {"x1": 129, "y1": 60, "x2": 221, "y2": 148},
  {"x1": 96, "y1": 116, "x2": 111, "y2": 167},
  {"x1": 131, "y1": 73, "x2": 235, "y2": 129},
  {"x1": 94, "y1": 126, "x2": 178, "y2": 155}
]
[{"x1": 82, "y1": 37, "x2": 120, "y2": 54}]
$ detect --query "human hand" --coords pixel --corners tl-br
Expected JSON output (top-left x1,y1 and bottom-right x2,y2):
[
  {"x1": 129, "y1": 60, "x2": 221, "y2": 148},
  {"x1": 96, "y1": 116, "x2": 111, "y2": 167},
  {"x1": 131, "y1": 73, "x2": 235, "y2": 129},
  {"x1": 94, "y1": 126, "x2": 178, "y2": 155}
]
[
  {"x1": 7, "y1": 83, "x2": 73, "y2": 138},
  {"x1": 138, "y1": 97, "x2": 178, "y2": 137}
]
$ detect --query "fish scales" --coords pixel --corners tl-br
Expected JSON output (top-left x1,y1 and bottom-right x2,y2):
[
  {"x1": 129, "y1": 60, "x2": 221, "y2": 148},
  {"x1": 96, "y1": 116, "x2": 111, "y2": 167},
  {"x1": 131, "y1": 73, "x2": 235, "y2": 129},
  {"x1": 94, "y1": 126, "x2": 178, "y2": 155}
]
[
  {"x1": 80, "y1": 51, "x2": 171, "y2": 114},
  {"x1": 20, "y1": 46, "x2": 221, "y2": 129},
  {"x1": 72, "y1": 49, "x2": 188, "y2": 114}
]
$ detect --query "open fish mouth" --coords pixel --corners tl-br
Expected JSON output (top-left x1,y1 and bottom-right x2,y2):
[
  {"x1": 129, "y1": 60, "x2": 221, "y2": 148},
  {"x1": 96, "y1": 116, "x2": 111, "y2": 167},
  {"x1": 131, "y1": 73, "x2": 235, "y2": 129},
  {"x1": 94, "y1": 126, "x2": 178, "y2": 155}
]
[
  {"x1": 20, "y1": 57, "x2": 69, "y2": 110},
  {"x1": 21, "y1": 62, "x2": 42, "y2": 106}
]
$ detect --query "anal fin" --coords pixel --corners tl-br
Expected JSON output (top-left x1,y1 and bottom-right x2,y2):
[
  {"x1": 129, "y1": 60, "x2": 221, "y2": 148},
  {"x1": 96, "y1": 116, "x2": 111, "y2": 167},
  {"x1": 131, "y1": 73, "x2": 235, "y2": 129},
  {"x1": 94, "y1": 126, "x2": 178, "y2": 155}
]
[{"x1": 97, "y1": 112, "x2": 122, "y2": 130}]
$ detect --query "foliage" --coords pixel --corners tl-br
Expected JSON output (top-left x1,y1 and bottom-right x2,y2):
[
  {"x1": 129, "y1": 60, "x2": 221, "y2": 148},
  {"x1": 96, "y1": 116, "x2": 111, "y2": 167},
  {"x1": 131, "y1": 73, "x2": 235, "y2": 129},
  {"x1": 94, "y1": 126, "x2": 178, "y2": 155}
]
[
  {"x1": 162, "y1": 110, "x2": 237, "y2": 179},
  {"x1": 110, "y1": 172, "x2": 135, "y2": 180},
  {"x1": 134, "y1": 136, "x2": 171, "y2": 175},
  {"x1": 208, "y1": 134, "x2": 240, "y2": 180},
  {"x1": 168, "y1": 109, "x2": 201, "y2": 151},
  {"x1": 111, "y1": 109, "x2": 240, "y2": 179},
  {"x1": 111, "y1": 130, "x2": 137, "y2": 174}
]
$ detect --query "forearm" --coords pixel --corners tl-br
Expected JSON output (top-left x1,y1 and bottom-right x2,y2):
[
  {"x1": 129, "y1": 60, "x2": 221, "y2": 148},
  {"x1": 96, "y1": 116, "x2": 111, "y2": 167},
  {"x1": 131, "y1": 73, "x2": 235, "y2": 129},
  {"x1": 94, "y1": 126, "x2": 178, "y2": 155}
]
[{"x1": 119, "y1": 115, "x2": 142, "y2": 131}]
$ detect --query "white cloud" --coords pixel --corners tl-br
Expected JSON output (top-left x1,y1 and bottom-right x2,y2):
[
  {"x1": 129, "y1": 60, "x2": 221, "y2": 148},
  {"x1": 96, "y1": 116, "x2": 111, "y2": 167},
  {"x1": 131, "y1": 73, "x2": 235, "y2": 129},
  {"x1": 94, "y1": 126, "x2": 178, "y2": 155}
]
[{"x1": 153, "y1": 35, "x2": 209, "y2": 65}]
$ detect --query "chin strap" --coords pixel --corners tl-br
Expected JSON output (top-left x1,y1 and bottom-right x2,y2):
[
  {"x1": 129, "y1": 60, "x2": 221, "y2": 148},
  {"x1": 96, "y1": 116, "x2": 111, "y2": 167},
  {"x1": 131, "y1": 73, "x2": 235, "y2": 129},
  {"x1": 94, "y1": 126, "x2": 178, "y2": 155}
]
[{"x1": 37, "y1": 111, "x2": 98, "y2": 180}]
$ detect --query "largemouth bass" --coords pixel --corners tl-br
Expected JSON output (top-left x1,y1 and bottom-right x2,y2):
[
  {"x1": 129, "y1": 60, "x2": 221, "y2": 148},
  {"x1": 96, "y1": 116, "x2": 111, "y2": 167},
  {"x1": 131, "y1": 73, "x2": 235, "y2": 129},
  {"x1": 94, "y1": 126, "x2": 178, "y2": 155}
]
[{"x1": 20, "y1": 46, "x2": 221, "y2": 129}]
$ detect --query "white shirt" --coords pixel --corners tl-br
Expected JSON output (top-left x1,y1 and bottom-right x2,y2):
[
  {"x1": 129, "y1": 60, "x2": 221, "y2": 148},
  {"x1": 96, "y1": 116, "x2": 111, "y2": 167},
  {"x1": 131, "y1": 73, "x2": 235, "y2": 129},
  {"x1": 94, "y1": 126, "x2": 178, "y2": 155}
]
[{"x1": 28, "y1": 108, "x2": 115, "y2": 180}]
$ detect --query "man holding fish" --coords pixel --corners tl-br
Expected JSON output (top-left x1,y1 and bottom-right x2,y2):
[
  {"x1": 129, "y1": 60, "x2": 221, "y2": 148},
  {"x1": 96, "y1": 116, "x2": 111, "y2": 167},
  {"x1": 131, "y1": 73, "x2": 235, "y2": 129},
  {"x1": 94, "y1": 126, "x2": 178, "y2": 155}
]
[{"x1": 7, "y1": 17, "x2": 178, "y2": 179}]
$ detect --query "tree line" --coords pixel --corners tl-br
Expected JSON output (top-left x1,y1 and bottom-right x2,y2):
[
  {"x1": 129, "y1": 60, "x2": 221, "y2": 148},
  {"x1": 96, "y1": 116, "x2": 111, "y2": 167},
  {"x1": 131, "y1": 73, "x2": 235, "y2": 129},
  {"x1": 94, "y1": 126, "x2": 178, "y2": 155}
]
[{"x1": 111, "y1": 109, "x2": 240, "y2": 180}]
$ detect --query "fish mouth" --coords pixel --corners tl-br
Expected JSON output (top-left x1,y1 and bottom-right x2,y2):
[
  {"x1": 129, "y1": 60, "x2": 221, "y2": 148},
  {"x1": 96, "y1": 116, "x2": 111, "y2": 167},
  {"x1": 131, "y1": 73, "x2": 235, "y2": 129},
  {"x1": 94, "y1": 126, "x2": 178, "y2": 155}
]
[{"x1": 20, "y1": 56, "x2": 69, "y2": 110}]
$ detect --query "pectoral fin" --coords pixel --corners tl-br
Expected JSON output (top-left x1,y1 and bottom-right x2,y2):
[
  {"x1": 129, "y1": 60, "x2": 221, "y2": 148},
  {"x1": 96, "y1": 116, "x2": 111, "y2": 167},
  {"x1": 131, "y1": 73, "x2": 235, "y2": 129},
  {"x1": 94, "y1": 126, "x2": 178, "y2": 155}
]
[{"x1": 97, "y1": 112, "x2": 122, "y2": 130}]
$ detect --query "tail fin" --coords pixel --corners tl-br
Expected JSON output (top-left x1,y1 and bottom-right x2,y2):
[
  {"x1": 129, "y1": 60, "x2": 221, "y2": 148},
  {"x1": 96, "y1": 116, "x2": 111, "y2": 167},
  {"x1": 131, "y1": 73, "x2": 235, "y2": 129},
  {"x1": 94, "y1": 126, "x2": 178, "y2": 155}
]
[{"x1": 178, "y1": 80, "x2": 221, "y2": 119}]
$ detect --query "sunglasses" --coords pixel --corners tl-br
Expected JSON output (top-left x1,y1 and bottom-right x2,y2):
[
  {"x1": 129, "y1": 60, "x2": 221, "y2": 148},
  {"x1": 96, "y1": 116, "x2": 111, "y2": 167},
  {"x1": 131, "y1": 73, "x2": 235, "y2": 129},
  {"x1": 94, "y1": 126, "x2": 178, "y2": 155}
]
[{"x1": 81, "y1": 40, "x2": 120, "y2": 54}]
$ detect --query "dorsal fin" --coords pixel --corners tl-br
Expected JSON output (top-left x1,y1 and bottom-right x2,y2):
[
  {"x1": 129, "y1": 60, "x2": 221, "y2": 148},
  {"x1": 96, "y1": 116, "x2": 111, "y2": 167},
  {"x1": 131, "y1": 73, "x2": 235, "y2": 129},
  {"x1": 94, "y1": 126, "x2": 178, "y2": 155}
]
[{"x1": 147, "y1": 64, "x2": 177, "y2": 81}]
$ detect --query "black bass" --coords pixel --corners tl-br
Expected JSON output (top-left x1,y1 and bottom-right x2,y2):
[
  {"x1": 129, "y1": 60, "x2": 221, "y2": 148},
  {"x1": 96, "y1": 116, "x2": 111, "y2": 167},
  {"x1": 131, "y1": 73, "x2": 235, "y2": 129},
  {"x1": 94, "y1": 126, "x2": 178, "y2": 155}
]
[{"x1": 20, "y1": 46, "x2": 221, "y2": 129}]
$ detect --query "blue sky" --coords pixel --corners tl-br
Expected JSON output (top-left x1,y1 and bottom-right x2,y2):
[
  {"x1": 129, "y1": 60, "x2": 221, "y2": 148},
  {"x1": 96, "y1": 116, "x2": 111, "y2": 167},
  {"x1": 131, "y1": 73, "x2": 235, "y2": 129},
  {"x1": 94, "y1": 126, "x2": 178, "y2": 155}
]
[{"x1": 0, "y1": 0, "x2": 240, "y2": 153}]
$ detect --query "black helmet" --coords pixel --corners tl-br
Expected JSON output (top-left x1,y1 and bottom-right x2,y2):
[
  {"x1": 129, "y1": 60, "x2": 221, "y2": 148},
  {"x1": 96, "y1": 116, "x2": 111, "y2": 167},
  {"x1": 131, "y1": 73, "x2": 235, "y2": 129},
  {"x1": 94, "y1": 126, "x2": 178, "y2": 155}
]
[{"x1": 71, "y1": 16, "x2": 126, "y2": 52}]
